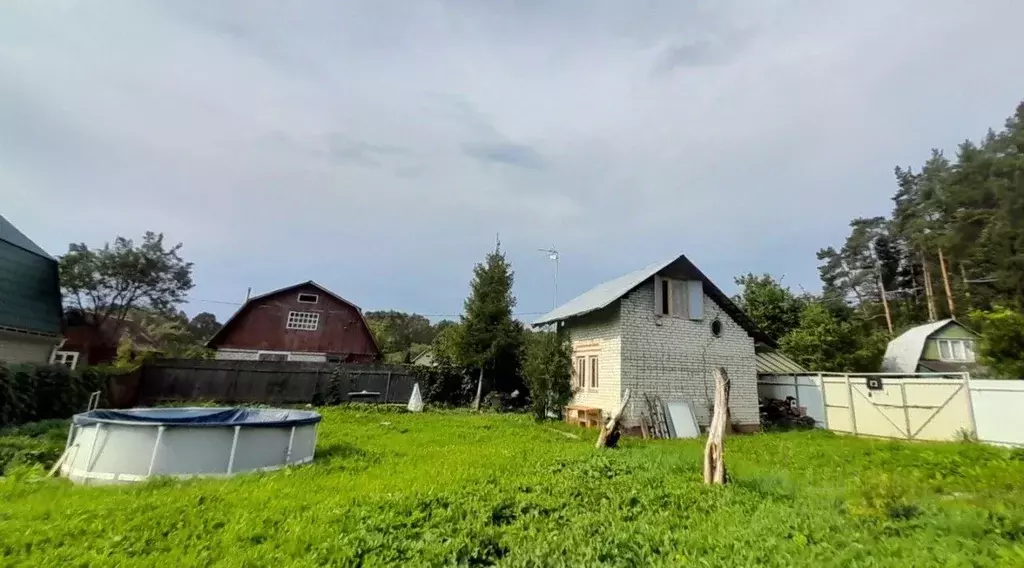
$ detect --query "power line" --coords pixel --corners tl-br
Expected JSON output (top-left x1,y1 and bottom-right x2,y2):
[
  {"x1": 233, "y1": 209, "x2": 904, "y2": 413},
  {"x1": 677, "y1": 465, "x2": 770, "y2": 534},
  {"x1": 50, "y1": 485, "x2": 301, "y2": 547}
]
[{"x1": 185, "y1": 296, "x2": 546, "y2": 319}]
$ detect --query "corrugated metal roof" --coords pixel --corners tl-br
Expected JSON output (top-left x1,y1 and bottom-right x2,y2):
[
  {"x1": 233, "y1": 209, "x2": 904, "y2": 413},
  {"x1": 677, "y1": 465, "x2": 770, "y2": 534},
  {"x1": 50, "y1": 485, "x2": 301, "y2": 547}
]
[
  {"x1": 881, "y1": 319, "x2": 955, "y2": 373},
  {"x1": 533, "y1": 259, "x2": 670, "y2": 326},
  {"x1": 0, "y1": 214, "x2": 55, "y2": 261},
  {"x1": 756, "y1": 350, "x2": 808, "y2": 374},
  {"x1": 531, "y1": 253, "x2": 774, "y2": 346}
]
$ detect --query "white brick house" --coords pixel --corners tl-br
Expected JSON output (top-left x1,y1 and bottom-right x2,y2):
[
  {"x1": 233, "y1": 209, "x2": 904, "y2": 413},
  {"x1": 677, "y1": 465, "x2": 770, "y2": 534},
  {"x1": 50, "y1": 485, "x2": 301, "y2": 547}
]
[{"x1": 532, "y1": 254, "x2": 775, "y2": 432}]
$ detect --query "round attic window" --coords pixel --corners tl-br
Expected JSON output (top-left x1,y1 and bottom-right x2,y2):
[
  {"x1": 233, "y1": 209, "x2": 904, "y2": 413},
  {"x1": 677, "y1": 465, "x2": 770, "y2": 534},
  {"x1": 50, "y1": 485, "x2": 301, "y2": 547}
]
[{"x1": 710, "y1": 319, "x2": 723, "y2": 337}]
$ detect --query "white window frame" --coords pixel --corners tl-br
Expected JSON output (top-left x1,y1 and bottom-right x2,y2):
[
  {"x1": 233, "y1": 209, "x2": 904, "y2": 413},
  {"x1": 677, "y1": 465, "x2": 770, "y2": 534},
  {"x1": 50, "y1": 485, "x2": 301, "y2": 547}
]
[
  {"x1": 588, "y1": 356, "x2": 599, "y2": 390},
  {"x1": 296, "y1": 293, "x2": 319, "y2": 304},
  {"x1": 286, "y1": 311, "x2": 320, "y2": 331},
  {"x1": 257, "y1": 351, "x2": 290, "y2": 362},
  {"x1": 51, "y1": 350, "x2": 79, "y2": 370},
  {"x1": 937, "y1": 339, "x2": 976, "y2": 362},
  {"x1": 574, "y1": 356, "x2": 586, "y2": 389}
]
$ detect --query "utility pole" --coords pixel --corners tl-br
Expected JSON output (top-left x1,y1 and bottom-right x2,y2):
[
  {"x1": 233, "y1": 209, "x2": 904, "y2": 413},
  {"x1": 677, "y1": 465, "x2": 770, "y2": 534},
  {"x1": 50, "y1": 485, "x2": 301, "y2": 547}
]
[
  {"x1": 938, "y1": 248, "x2": 955, "y2": 318},
  {"x1": 538, "y1": 248, "x2": 559, "y2": 309}
]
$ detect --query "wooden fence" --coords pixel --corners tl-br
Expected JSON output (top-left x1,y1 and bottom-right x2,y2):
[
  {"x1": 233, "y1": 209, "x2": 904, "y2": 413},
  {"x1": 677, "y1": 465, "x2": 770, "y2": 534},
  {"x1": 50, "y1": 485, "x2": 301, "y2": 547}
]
[{"x1": 118, "y1": 359, "x2": 417, "y2": 407}]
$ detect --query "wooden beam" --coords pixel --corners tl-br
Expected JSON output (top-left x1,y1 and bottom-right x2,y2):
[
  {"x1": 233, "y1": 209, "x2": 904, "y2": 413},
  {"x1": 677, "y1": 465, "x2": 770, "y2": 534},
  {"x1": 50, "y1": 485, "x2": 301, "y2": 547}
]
[{"x1": 703, "y1": 368, "x2": 730, "y2": 485}]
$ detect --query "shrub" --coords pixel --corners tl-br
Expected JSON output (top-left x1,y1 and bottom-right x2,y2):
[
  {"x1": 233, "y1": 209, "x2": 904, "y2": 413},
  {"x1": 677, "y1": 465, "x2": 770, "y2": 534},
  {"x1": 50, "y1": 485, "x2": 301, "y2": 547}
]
[
  {"x1": 522, "y1": 331, "x2": 573, "y2": 420},
  {"x1": 411, "y1": 364, "x2": 474, "y2": 406},
  {"x1": 0, "y1": 363, "x2": 127, "y2": 428}
]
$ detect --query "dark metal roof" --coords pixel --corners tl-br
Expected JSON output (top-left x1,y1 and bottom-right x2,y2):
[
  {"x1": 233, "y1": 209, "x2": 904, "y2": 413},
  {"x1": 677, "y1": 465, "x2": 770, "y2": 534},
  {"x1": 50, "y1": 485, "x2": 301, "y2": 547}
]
[
  {"x1": 532, "y1": 253, "x2": 775, "y2": 346},
  {"x1": 0, "y1": 214, "x2": 55, "y2": 261}
]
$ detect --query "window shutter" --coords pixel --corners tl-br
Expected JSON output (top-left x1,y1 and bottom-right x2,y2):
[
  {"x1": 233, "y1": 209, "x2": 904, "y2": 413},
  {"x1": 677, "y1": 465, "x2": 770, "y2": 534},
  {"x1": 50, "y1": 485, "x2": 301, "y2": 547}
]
[
  {"x1": 653, "y1": 276, "x2": 664, "y2": 316},
  {"x1": 687, "y1": 280, "x2": 704, "y2": 320},
  {"x1": 670, "y1": 279, "x2": 688, "y2": 318}
]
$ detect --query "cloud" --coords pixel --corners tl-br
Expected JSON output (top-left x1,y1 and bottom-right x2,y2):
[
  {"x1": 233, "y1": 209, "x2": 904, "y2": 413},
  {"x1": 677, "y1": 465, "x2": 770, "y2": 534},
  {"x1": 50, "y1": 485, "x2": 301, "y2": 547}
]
[{"x1": 2, "y1": 0, "x2": 1024, "y2": 321}]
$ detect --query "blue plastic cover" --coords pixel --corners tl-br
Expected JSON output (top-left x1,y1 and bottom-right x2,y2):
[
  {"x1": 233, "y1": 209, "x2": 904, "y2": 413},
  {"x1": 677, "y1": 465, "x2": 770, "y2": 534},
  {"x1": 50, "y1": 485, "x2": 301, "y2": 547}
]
[{"x1": 72, "y1": 407, "x2": 322, "y2": 428}]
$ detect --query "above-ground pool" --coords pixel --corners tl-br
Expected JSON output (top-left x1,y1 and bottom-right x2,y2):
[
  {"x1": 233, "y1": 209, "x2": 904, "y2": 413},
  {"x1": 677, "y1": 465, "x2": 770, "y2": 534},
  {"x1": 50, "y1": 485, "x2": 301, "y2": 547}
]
[{"x1": 58, "y1": 407, "x2": 322, "y2": 484}]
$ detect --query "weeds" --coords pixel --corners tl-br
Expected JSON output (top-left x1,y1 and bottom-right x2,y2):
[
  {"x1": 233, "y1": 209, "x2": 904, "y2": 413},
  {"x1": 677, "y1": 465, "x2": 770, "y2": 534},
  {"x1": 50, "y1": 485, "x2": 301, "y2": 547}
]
[{"x1": 1, "y1": 409, "x2": 1023, "y2": 566}]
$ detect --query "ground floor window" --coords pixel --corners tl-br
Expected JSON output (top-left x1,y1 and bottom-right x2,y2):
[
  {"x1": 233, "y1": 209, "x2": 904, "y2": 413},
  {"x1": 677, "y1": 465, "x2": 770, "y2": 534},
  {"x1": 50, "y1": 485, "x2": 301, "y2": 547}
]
[
  {"x1": 589, "y1": 356, "x2": 599, "y2": 389},
  {"x1": 258, "y1": 351, "x2": 289, "y2": 362},
  {"x1": 574, "y1": 356, "x2": 586, "y2": 388}
]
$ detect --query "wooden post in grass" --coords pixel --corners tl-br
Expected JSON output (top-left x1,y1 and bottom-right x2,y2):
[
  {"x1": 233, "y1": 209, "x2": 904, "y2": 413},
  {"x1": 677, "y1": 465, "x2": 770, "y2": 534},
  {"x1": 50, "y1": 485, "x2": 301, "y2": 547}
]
[
  {"x1": 596, "y1": 388, "x2": 631, "y2": 449},
  {"x1": 472, "y1": 368, "x2": 484, "y2": 411},
  {"x1": 703, "y1": 367, "x2": 730, "y2": 485}
]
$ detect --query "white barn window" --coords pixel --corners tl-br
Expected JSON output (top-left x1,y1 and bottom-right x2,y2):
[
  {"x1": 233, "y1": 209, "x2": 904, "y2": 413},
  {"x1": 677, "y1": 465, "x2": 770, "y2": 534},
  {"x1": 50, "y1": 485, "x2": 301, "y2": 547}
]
[
  {"x1": 286, "y1": 311, "x2": 320, "y2": 331},
  {"x1": 51, "y1": 351, "x2": 79, "y2": 369}
]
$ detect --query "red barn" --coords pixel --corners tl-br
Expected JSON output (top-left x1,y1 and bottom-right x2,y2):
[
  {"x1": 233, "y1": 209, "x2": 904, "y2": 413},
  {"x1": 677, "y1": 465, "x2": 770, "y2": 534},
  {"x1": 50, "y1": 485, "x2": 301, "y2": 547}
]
[{"x1": 207, "y1": 281, "x2": 381, "y2": 363}]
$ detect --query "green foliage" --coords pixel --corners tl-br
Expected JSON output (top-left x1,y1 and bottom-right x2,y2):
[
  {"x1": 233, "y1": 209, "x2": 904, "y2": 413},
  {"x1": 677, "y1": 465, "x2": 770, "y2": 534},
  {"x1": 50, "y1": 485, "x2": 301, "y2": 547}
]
[
  {"x1": 365, "y1": 311, "x2": 450, "y2": 360},
  {"x1": 0, "y1": 419, "x2": 67, "y2": 476},
  {"x1": 968, "y1": 306, "x2": 1024, "y2": 379},
  {"x1": 3, "y1": 411, "x2": 1024, "y2": 565},
  {"x1": 410, "y1": 364, "x2": 473, "y2": 405},
  {"x1": 733, "y1": 273, "x2": 807, "y2": 342},
  {"x1": 0, "y1": 363, "x2": 123, "y2": 428},
  {"x1": 59, "y1": 232, "x2": 195, "y2": 337},
  {"x1": 454, "y1": 243, "x2": 526, "y2": 399},
  {"x1": 187, "y1": 312, "x2": 222, "y2": 342},
  {"x1": 522, "y1": 331, "x2": 574, "y2": 420},
  {"x1": 780, "y1": 303, "x2": 888, "y2": 372}
]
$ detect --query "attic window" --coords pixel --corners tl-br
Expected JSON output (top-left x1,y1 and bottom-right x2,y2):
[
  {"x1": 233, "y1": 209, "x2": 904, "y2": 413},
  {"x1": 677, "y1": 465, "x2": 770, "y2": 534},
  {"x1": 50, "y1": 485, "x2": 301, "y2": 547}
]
[
  {"x1": 711, "y1": 319, "x2": 723, "y2": 337},
  {"x1": 297, "y1": 293, "x2": 319, "y2": 304},
  {"x1": 286, "y1": 311, "x2": 320, "y2": 331}
]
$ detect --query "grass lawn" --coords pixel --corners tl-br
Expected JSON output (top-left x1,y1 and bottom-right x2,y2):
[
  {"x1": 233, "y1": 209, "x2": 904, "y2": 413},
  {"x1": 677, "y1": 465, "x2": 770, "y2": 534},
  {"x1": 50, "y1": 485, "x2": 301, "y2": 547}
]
[{"x1": 2, "y1": 407, "x2": 1024, "y2": 567}]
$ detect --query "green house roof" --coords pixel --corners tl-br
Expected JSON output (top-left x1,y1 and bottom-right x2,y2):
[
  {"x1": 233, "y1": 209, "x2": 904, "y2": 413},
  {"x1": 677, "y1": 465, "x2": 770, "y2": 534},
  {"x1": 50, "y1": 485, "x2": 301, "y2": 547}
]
[
  {"x1": 0, "y1": 214, "x2": 61, "y2": 336},
  {"x1": 0, "y1": 214, "x2": 55, "y2": 260}
]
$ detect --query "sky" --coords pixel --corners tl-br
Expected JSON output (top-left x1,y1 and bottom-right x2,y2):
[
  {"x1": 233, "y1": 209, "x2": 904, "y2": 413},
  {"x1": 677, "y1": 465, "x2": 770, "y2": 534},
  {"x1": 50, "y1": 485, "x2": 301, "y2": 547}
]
[{"x1": 3, "y1": 1, "x2": 1024, "y2": 324}]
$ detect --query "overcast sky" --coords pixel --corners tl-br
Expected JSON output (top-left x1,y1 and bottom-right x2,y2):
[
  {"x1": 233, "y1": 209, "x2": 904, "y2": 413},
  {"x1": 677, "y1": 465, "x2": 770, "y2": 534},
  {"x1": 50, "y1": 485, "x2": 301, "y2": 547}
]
[{"x1": 3, "y1": 1, "x2": 1024, "y2": 323}]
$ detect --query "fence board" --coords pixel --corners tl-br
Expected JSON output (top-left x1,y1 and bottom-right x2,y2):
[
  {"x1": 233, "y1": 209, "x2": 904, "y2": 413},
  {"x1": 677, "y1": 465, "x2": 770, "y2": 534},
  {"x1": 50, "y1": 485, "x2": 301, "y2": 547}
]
[{"x1": 134, "y1": 359, "x2": 416, "y2": 407}]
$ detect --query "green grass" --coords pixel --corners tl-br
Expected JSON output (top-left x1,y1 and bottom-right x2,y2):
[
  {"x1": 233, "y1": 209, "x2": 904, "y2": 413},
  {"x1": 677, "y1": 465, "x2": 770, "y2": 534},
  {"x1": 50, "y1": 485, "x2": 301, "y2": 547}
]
[{"x1": 2, "y1": 408, "x2": 1024, "y2": 567}]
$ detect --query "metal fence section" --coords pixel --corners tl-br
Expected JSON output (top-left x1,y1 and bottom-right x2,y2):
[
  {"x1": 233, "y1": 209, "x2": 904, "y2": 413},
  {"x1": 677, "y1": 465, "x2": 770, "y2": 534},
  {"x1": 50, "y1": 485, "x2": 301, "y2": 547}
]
[
  {"x1": 135, "y1": 359, "x2": 416, "y2": 406},
  {"x1": 759, "y1": 373, "x2": 1024, "y2": 447}
]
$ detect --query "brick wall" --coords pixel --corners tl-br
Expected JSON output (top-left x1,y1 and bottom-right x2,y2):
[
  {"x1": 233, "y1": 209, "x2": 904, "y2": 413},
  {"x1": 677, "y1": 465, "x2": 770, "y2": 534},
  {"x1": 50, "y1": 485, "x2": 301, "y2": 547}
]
[
  {"x1": 619, "y1": 280, "x2": 759, "y2": 428},
  {"x1": 566, "y1": 306, "x2": 622, "y2": 418}
]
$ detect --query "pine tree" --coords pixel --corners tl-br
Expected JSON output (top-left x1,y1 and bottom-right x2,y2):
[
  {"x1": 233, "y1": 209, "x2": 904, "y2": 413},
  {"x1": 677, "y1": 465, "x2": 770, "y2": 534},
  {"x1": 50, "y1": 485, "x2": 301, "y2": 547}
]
[{"x1": 456, "y1": 242, "x2": 525, "y2": 407}]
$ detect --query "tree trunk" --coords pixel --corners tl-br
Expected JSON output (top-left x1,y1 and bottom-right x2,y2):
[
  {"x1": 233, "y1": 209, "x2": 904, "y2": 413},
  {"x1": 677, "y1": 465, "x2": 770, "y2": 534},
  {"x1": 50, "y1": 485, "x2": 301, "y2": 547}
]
[
  {"x1": 921, "y1": 251, "x2": 938, "y2": 322},
  {"x1": 877, "y1": 269, "x2": 894, "y2": 336},
  {"x1": 938, "y1": 248, "x2": 955, "y2": 317},
  {"x1": 472, "y1": 368, "x2": 484, "y2": 411},
  {"x1": 596, "y1": 388, "x2": 632, "y2": 449},
  {"x1": 960, "y1": 263, "x2": 972, "y2": 309},
  {"x1": 703, "y1": 368, "x2": 730, "y2": 485}
]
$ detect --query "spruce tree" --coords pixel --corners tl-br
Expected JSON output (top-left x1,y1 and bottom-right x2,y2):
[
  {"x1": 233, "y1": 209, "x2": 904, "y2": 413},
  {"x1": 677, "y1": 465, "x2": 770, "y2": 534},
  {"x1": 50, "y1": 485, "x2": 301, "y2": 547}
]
[{"x1": 457, "y1": 242, "x2": 525, "y2": 407}]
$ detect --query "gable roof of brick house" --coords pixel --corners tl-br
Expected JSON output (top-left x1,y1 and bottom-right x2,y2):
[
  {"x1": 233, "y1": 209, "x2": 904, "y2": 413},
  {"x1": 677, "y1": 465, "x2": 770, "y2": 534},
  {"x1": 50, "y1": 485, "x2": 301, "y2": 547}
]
[{"x1": 532, "y1": 253, "x2": 774, "y2": 346}]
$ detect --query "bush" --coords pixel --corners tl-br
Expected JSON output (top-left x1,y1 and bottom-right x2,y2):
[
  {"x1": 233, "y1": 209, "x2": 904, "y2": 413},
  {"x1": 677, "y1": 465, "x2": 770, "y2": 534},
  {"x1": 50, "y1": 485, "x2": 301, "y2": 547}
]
[
  {"x1": 0, "y1": 363, "x2": 126, "y2": 428},
  {"x1": 410, "y1": 365, "x2": 474, "y2": 406},
  {"x1": 522, "y1": 331, "x2": 573, "y2": 421}
]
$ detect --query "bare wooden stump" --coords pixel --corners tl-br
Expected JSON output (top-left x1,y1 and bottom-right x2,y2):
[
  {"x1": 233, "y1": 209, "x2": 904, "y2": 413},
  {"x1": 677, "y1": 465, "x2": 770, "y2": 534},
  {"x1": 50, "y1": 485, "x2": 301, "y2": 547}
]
[
  {"x1": 703, "y1": 367, "x2": 730, "y2": 485},
  {"x1": 596, "y1": 388, "x2": 632, "y2": 449}
]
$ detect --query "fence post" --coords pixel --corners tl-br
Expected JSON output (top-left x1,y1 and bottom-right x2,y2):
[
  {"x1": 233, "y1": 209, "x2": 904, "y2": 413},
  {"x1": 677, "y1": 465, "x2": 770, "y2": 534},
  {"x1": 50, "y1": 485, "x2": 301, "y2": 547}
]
[
  {"x1": 963, "y1": 372, "x2": 978, "y2": 439},
  {"x1": 818, "y1": 373, "x2": 829, "y2": 430},
  {"x1": 899, "y1": 381, "x2": 912, "y2": 440},
  {"x1": 793, "y1": 375, "x2": 801, "y2": 412},
  {"x1": 846, "y1": 375, "x2": 858, "y2": 435},
  {"x1": 384, "y1": 371, "x2": 393, "y2": 403}
]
